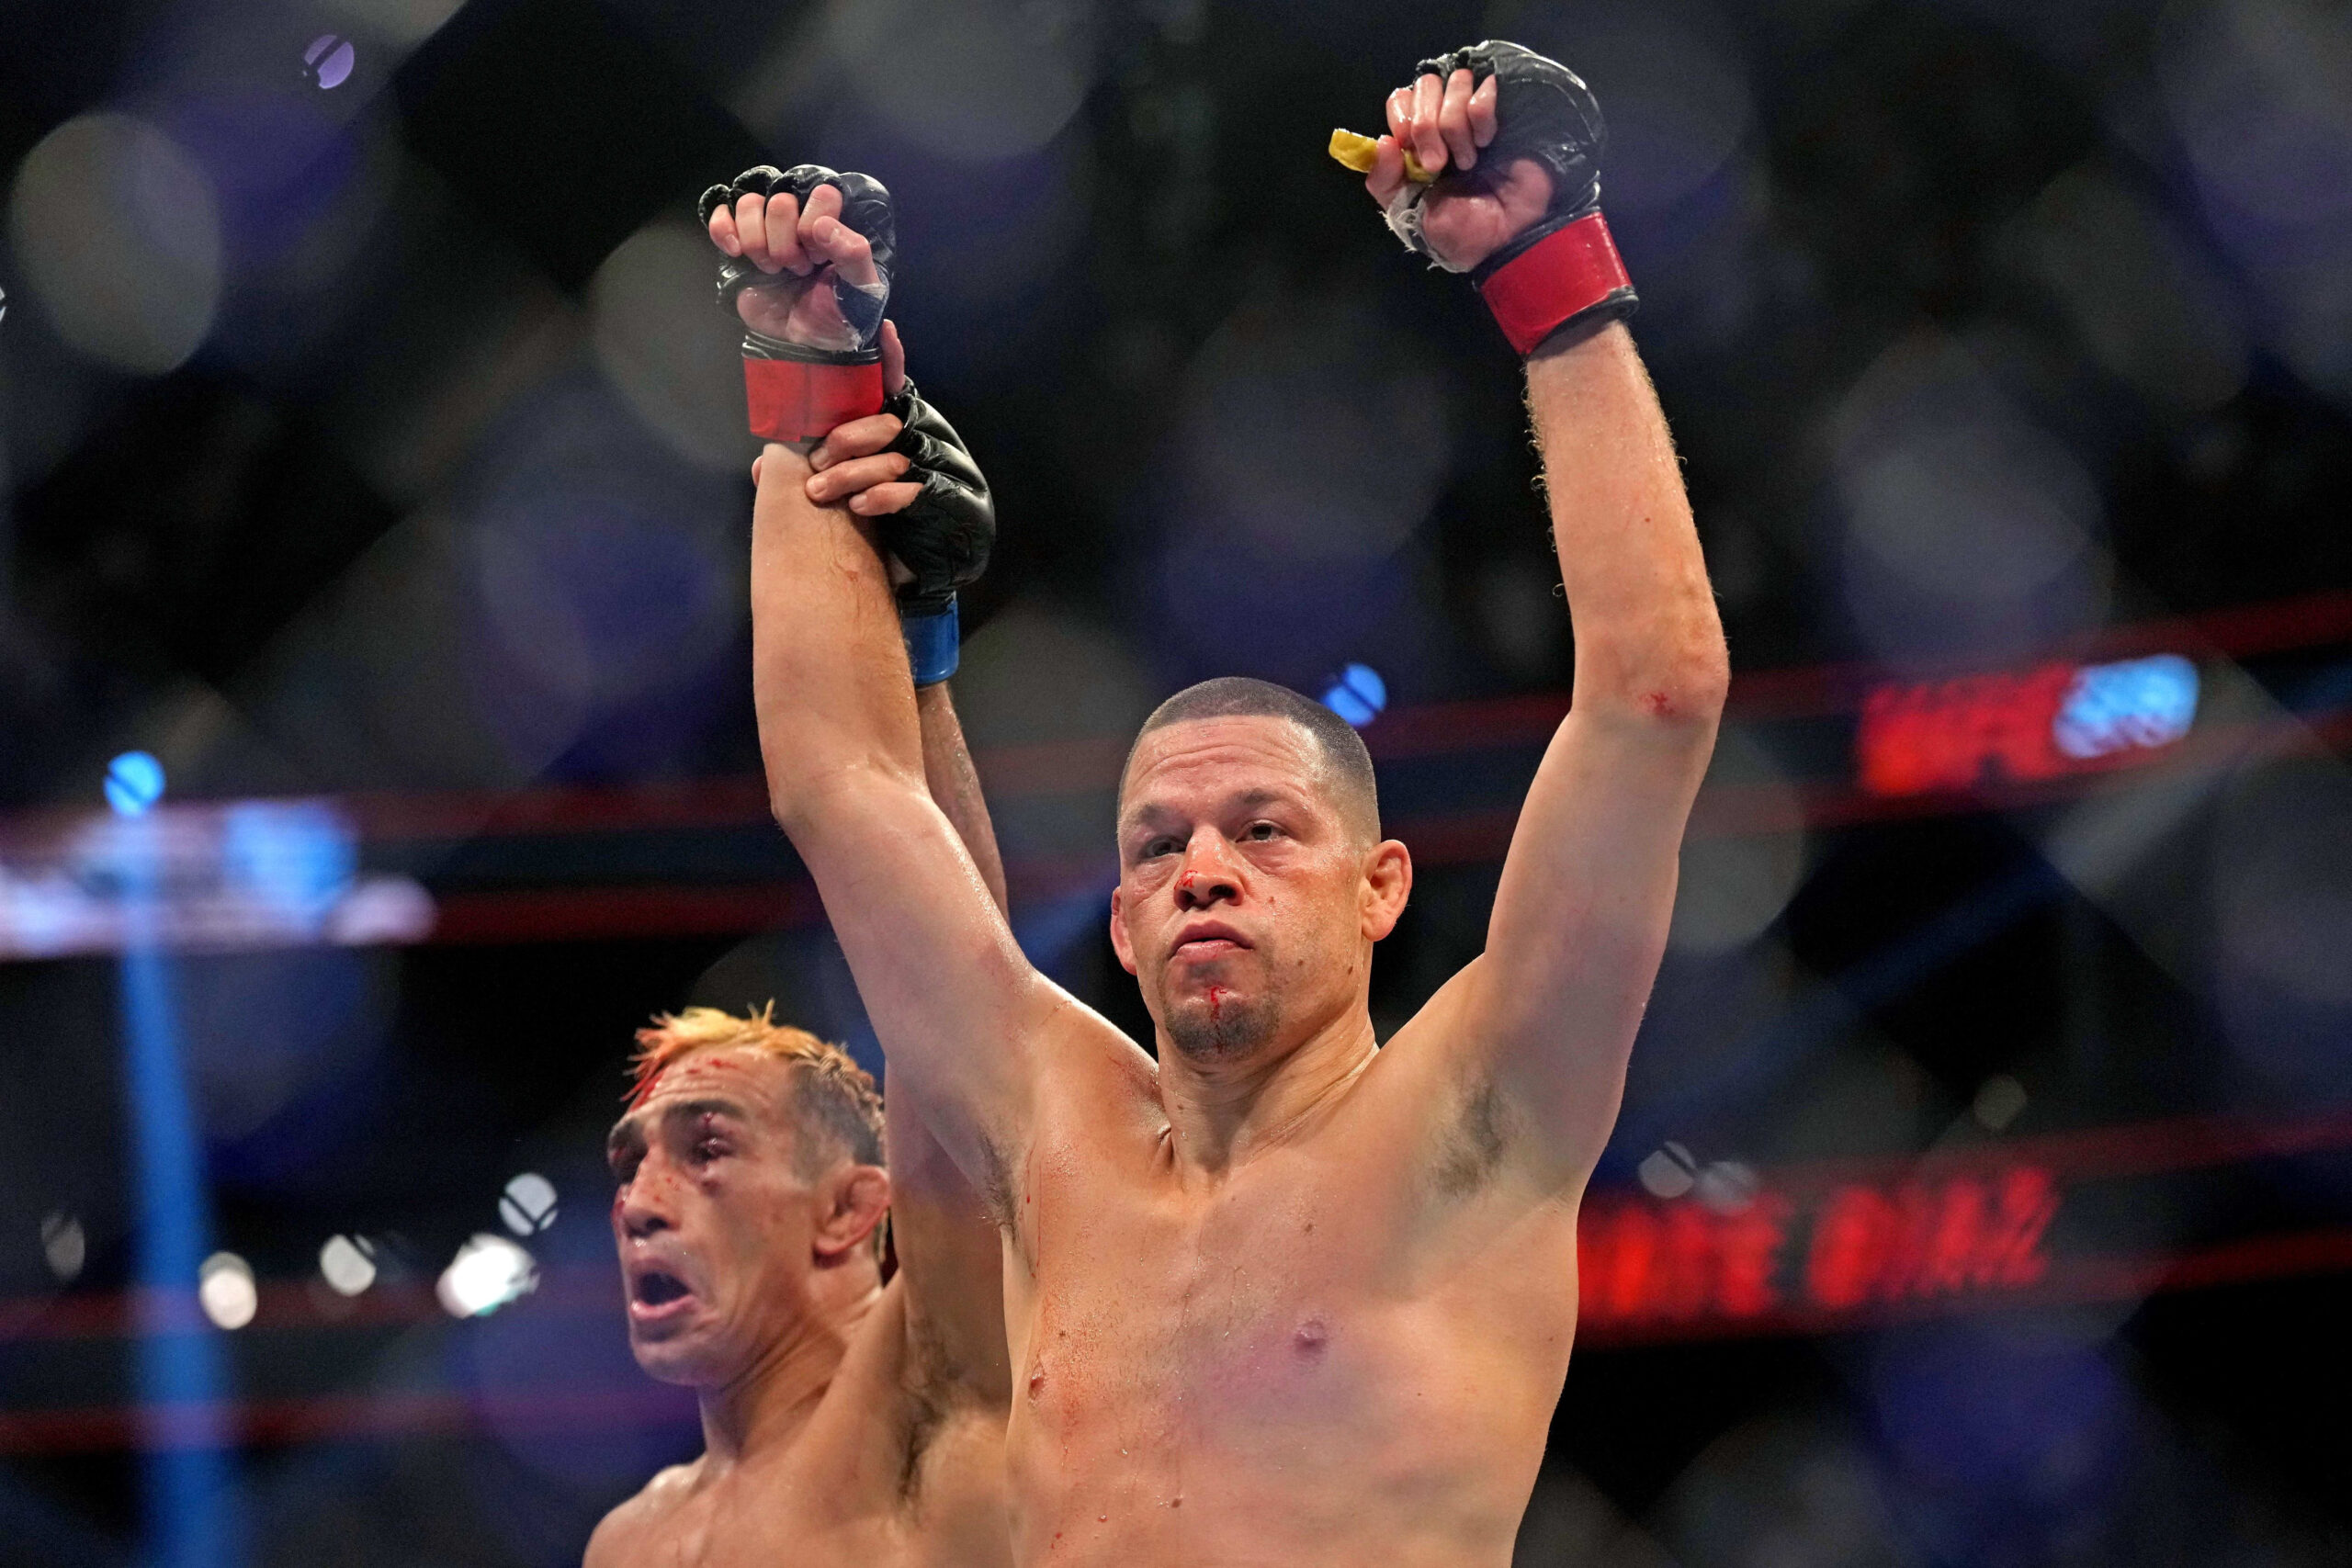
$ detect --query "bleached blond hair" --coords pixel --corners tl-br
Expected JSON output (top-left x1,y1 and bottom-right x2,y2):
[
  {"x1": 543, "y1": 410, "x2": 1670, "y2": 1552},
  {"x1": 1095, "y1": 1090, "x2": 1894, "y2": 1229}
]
[{"x1": 628, "y1": 1002, "x2": 885, "y2": 1178}]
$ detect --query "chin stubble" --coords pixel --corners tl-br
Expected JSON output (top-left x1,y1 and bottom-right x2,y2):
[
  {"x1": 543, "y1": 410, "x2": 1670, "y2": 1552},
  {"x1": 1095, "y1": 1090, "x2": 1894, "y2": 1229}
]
[{"x1": 1163, "y1": 983, "x2": 1279, "y2": 1061}]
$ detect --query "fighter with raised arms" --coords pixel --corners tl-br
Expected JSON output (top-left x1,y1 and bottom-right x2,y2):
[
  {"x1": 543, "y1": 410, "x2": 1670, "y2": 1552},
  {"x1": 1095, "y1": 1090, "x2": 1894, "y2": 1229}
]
[
  {"x1": 747, "y1": 42, "x2": 1726, "y2": 1567},
  {"x1": 584, "y1": 164, "x2": 1012, "y2": 1568}
]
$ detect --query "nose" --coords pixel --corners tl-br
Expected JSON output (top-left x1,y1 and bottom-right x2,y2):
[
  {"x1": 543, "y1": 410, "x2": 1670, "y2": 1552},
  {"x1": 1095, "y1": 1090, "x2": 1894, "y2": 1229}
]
[
  {"x1": 616, "y1": 1160, "x2": 675, "y2": 1241},
  {"x1": 1175, "y1": 829, "x2": 1243, "y2": 909}
]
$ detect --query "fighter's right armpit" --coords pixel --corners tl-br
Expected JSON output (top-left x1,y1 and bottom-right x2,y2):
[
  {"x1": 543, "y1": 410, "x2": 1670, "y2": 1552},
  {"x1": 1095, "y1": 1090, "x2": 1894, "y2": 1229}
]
[{"x1": 701, "y1": 164, "x2": 898, "y2": 443}]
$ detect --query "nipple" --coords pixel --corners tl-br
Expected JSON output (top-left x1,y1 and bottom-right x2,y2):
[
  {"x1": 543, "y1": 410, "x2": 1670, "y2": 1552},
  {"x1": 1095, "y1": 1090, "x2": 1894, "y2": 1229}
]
[
  {"x1": 1294, "y1": 1318, "x2": 1329, "y2": 1359},
  {"x1": 1028, "y1": 1366, "x2": 1047, "y2": 1400}
]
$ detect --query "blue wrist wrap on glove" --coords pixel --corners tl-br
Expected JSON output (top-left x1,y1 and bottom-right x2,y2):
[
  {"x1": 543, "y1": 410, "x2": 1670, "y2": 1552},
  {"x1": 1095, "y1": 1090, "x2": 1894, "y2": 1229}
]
[{"x1": 903, "y1": 600, "x2": 961, "y2": 687}]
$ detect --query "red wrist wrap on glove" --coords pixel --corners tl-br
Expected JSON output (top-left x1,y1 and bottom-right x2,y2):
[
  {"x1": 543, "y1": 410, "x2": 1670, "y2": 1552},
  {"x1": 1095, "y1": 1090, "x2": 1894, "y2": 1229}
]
[
  {"x1": 1476, "y1": 212, "x2": 1634, "y2": 356},
  {"x1": 744, "y1": 358, "x2": 887, "y2": 444}
]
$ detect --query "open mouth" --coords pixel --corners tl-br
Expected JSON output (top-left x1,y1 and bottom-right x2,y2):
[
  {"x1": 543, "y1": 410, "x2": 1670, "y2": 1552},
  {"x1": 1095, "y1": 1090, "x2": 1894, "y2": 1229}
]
[{"x1": 633, "y1": 1270, "x2": 690, "y2": 1308}]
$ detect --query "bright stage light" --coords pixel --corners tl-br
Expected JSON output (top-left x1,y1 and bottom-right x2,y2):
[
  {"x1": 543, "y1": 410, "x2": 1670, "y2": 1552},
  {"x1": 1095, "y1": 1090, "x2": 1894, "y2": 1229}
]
[
  {"x1": 105, "y1": 752, "x2": 165, "y2": 817},
  {"x1": 198, "y1": 1252, "x2": 257, "y2": 1330},
  {"x1": 319, "y1": 1235, "x2": 377, "y2": 1297},
  {"x1": 437, "y1": 1235, "x2": 537, "y2": 1318},
  {"x1": 1322, "y1": 664, "x2": 1388, "y2": 728},
  {"x1": 499, "y1": 1173, "x2": 559, "y2": 1236}
]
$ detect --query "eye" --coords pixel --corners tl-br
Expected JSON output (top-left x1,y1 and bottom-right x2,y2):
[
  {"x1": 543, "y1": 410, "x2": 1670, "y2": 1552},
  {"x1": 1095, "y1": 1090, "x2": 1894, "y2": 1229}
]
[
  {"x1": 1244, "y1": 821, "x2": 1281, "y2": 841},
  {"x1": 1141, "y1": 835, "x2": 1182, "y2": 859},
  {"x1": 610, "y1": 1149, "x2": 642, "y2": 1185}
]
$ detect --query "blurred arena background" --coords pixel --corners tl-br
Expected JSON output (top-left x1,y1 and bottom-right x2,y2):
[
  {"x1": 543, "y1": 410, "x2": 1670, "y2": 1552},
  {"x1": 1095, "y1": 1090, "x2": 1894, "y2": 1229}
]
[{"x1": 4, "y1": 0, "x2": 2352, "y2": 1562}]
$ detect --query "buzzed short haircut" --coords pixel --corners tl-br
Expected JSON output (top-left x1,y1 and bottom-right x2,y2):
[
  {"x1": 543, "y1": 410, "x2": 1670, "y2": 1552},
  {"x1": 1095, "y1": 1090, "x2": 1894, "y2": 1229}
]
[{"x1": 1124, "y1": 677, "x2": 1381, "y2": 841}]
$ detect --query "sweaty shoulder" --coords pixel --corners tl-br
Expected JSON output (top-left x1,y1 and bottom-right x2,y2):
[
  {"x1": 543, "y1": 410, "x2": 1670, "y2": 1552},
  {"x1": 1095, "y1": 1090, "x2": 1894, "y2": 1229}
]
[{"x1": 583, "y1": 1461, "x2": 700, "y2": 1568}]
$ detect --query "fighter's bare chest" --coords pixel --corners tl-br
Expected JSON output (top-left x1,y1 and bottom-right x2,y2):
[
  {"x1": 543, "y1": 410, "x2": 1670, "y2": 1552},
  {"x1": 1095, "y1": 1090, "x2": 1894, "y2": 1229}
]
[
  {"x1": 1016, "y1": 1141, "x2": 1422, "y2": 1431},
  {"x1": 627, "y1": 1472, "x2": 892, "y2": 1568},
  {"x1": 625, "y1": 1416, "x2": 1003, "y2": 1568}
]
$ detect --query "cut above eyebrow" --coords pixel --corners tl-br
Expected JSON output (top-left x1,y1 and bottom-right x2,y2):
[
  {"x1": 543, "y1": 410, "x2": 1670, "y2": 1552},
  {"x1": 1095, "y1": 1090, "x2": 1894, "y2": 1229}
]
[{"x1": 607, "y1": 1094, "x2": 749, "y2": 1153}]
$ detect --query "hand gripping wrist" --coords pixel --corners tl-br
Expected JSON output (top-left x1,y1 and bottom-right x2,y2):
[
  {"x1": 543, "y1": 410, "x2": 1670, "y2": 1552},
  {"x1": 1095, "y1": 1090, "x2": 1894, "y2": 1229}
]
[{"x1": 876, "y1": 378, "x2": 994, "y2": 626}]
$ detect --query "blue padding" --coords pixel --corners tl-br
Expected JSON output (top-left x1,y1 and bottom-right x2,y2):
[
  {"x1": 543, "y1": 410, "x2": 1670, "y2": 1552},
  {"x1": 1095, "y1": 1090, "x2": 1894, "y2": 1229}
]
[{"x1": 903, "y1": 601, "x2": 960, "y2": 687}]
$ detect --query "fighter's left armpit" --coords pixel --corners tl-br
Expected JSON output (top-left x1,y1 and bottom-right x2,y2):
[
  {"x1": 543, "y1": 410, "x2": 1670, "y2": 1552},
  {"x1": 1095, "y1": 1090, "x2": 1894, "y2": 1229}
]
[
  {"x1": 876, "y1": 380, "x2": 994, "y2": 686},
  {"x1": 1402, "y1": 40, "x2": 1639, "y2": 356}
]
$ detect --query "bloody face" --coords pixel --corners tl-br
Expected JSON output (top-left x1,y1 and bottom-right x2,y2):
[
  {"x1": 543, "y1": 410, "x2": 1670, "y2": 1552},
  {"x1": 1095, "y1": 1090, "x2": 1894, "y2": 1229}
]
[
  {"x1": 1112, "y1": 716, "x2": 1380, "y2": 1063},
  {"x1": 605, "y1": 1046, "x2": 827, "y2": 1386}
]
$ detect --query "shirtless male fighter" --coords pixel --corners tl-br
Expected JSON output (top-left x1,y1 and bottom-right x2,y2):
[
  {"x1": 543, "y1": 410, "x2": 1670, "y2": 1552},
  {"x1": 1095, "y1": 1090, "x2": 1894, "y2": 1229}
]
[
  {"x1": 585, "y1": 200, "x2": 1015, "y2": 1563},
  {"x1": 745, "y1": 41, "x2": 1727, "y2": 1567}
]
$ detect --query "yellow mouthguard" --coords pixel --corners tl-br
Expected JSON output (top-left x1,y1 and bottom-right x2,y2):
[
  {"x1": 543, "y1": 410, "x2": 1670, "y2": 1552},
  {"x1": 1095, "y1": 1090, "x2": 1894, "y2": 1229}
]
[{"x1": 1328, "y1": 129, "x2": 1434, "y2": 184}]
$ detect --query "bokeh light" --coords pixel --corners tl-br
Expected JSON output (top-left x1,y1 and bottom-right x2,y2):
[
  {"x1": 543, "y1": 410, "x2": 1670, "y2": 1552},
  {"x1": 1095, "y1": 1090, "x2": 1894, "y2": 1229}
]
[
  {"x1": 1321, "y1": 664, "x2": 1386, "y2": 728},
  {"x1": 499, "y1": 1172, "x2": 558, "y2": 1236},
  {"x1": 1518, "y1": 0, "x2": 1753, "y2": 220},
  {"x1": 318, "y1": 1234, "x2": 377, "y2": 1296},
  {"x1": 827, "y1": 0, "x2": 1097, "y2": 162},
  {"x1": 314, "y1": 0, "x2": 466, "y2": 47},
  {"x1": 437, "y1": 1234, "x2": 537, "y2": 1317},
  {"x1": 2012, "y1": 162, "x2": 2249, "y2": 412},
  {"x1": 590, "y1": 220, "x2": 751, "y2": 473},
  {"x1": 1834, "y1": 334, "x2": 2110, "y2": 667},
  {"x1": 2162, "y1": 0, "x2": 2352, "y2": 399},
  {"x1": 1638, "y1": 1142, "x2": 1698, "y2": 1199},
  {"x1": 39, "y1": 1212, "x2": 85, "y2": 1281},
  {"x1": 1973, "y1": 1074, "x2": 2029, "y2": 1132},
  {"x1": 7, "y1": 114, "x2": 222, "y2": 375},
  {"x1": 1175, "y1": 290, "x2": 1448, "y2": 566},
  {"x1": 198, "y1": 1251, "x2": 258, "y2": 1330},
  {"x1": 302, "y1": 35, "x2": 356, "y2": 90},
  {"x1": 104, "y1": 751, "x2": 166, "y2": 817},
  {"x1": 2211, "y1": 766, "x2": 2352, "y2": 1101},
  {"x1": 1669, "y1": 727, "x2": 1805, "y2": 954}
]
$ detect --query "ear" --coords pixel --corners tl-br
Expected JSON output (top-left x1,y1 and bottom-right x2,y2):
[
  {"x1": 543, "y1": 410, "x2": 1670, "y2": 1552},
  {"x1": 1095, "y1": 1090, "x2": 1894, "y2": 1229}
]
[
  {"x1": 1360, "y1": 840, "x2": 1413, "y2": 942},
  {"x1": 811, "y1": 1164, "x2": 890, "y2": 1264},
  {"x1": 1108, "y1": 885, "x2": 1137, "y2": 976}
]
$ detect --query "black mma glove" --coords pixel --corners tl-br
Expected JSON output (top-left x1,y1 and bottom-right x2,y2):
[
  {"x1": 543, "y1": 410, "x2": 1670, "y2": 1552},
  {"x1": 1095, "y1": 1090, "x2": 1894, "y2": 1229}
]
[
  {"x1": 1389, "y1": 41, "x2": 1637, "y2": 355},
  {"x1": 698, "y1": 164, "x2": 898, "y2": 442},
  {"x1": 877, "y1": 380, "x2": 993, "y2": 684}
]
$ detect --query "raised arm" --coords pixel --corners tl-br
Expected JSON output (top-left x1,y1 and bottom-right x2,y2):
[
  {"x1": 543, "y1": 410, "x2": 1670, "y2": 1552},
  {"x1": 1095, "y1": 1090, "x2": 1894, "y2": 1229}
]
[
  {"x1": 1368, "y1": 45, "x2": 1727, "y2": 1190},
  {"x1": 1480, "y1": 322, "x2": 1724, "y2": 1178},
  {"x1": 718, "y1": 169, "x2": 1064, "y2": 1205},
  {"x1": 887, "y1": 681, "x2": 1012, "y2": 1400},
  {"x1": 755, "y1": 433, "x2": 1049, "y2": 1198},
  {"x1": 768, "y1": 335, "x2": 1017, "y2": 1397}
]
